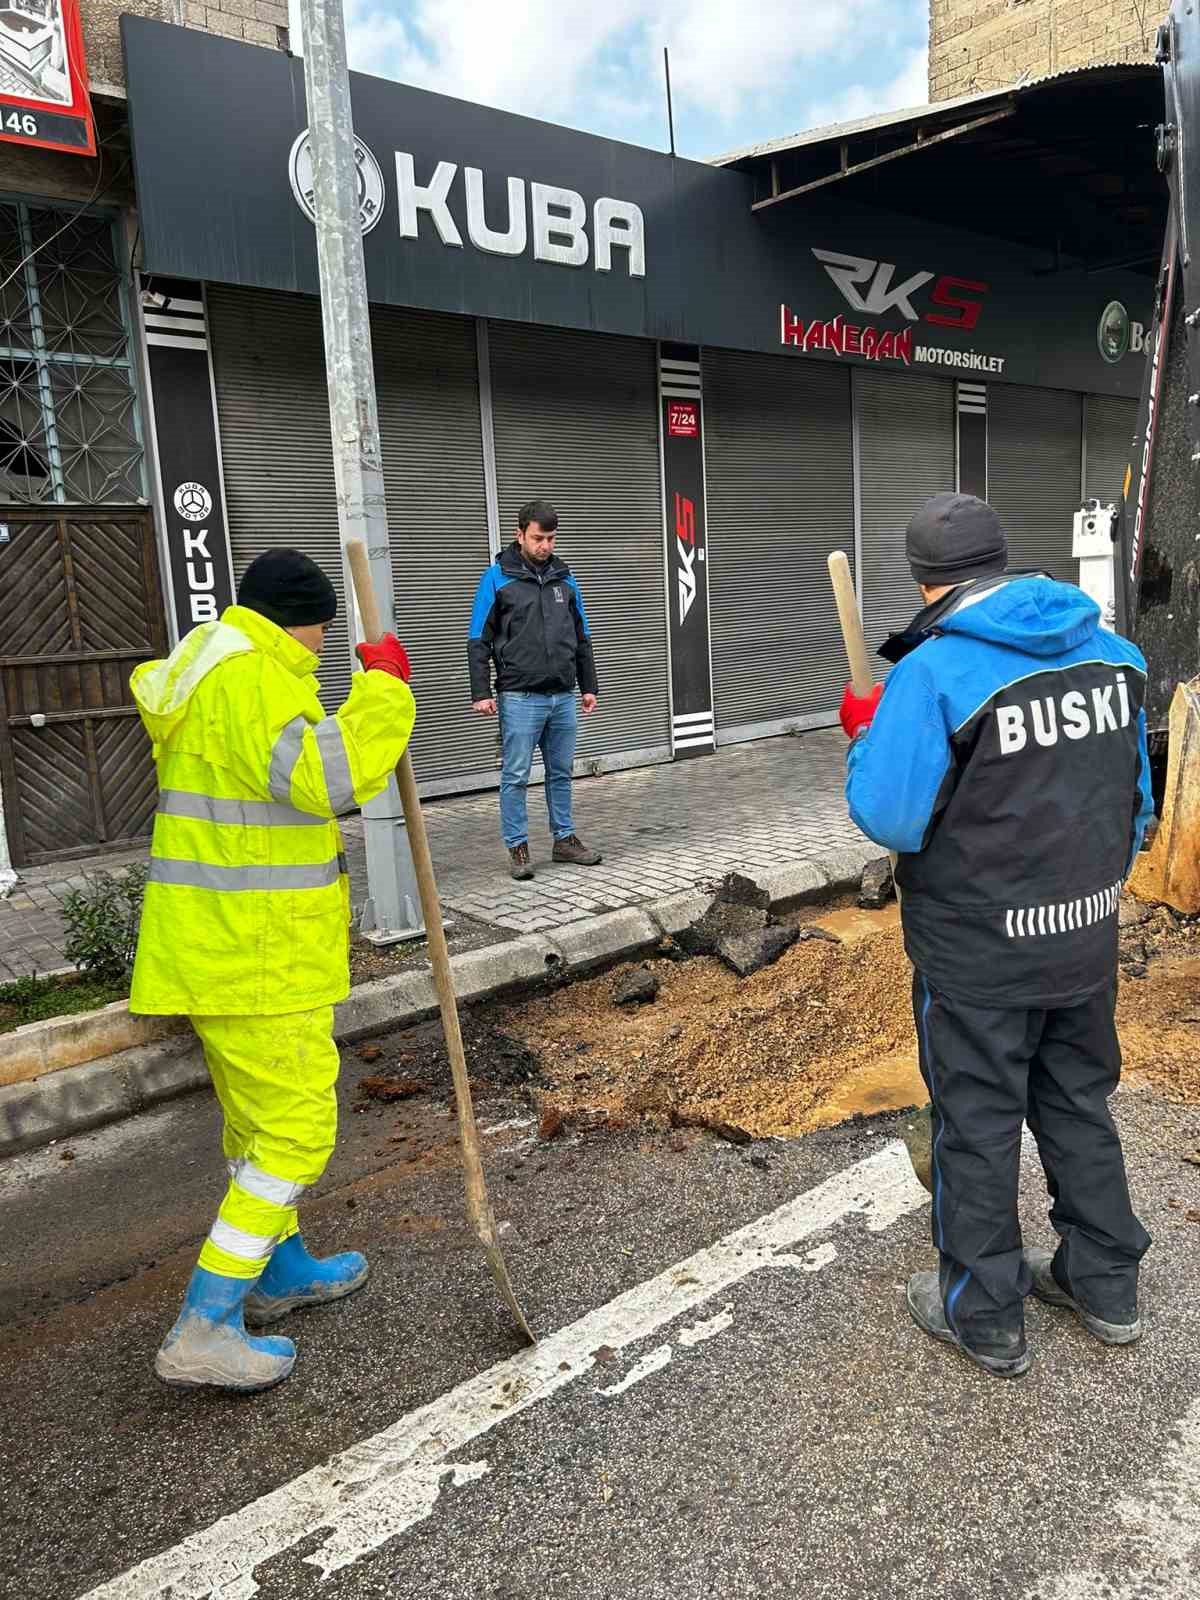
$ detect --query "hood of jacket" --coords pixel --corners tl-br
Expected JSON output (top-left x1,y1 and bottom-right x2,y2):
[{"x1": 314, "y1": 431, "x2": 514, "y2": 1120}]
[
  {"x1": 935, "y1": 574, "x2": 1101, "y2": 657},
  {"x1": 880, "y1": 572, "x2": 1099, "y2": 663},
  {"x1": 130, "y1": 605, "x2": 319, "y2": 743},
  {"x1": 498, "y1": 542, "x2": 571, "y2": 583}
]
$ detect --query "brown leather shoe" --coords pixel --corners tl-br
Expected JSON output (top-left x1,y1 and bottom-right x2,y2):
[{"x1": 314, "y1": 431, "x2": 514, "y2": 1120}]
[
  {"x1": 552, "y1": 833, "x2": 602, "y2": 866},
  {"x1": 509, "y1": 843, "x2": 534, "y2": 881}
]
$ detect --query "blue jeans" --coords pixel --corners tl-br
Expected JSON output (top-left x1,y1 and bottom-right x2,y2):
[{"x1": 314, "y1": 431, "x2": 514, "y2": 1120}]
[{"x1": 498, "y1": 691, "x2": 578, "y2": 847}]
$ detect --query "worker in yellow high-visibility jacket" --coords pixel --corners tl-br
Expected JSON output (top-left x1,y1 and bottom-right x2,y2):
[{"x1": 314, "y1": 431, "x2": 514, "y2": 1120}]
[{"x1": 129, "y1": 549, "x2": 416, "y2": 1394}]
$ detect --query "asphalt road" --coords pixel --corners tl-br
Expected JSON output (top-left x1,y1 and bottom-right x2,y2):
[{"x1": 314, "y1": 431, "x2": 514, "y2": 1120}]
[{"x1": 0, "y1": 1048, "x2": 1197, "y2": 1600}]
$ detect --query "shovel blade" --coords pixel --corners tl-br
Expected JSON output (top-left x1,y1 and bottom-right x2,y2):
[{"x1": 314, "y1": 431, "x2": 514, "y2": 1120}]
[{"x1": 463, "y1": 1154, "x2": 536, "y2": 1345}]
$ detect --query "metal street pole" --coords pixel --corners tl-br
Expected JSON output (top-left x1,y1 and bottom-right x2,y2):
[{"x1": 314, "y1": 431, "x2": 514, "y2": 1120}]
[{"x1": 297, "y1": 0, "x2": 422, "y2": 942}]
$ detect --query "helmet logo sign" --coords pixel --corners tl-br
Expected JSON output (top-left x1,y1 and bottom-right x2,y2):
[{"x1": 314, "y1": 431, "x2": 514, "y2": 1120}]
[{"x1": 288, "y1": 130, "x2": 386, "y2": 235}]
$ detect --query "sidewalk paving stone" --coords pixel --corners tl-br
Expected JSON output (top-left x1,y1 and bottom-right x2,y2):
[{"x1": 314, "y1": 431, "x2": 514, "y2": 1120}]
[{"x1": 0, "y1": 731, "x2": 866, "y2": 979}]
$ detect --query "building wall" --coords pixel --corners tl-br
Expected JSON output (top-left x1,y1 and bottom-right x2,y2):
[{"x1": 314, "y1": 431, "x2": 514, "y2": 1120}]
[
  {"x1": 929, "y1": 0, "x2": 1154, "y2": 101},
  {"x1": 82, "y1": 0, "x2": 288, "y2": 96}
]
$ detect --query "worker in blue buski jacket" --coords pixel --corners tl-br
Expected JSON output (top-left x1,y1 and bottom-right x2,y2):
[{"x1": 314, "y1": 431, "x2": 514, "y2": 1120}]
[{"x1": 839, "y1": 491, "x2": 1154, "y2": 1380}]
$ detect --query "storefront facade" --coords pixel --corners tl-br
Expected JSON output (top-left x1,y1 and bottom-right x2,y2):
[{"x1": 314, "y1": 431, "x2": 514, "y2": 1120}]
[{"x1": 0, "y1": 26, "x2": 1158, "y2": 866}]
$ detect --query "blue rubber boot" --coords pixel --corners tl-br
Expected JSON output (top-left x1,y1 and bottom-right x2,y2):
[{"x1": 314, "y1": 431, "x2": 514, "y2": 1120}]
[
  {"x1": 154, "y1": 1266, "x2": 296, "y2": 1393},
  {"x1": 243, "y1": 1234, "x2": 369, "y2": 1327}
]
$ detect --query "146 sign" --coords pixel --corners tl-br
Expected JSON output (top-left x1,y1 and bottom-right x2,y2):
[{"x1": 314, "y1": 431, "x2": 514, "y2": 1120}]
[{"x1": 0, "y1": 0, "x2": 96, "y2": 156}]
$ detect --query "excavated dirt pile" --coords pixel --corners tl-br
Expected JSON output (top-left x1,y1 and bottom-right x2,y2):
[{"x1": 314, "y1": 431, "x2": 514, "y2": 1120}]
[
  {"x1": 497, "y1": 897, "x2": 1200, "y2": 1142},
  {"x1": 357, "y1": 891, "x2": 1200, "y2": 1145},
  {"x1": 500, "y1": 909, "x2": 923, "y2": 1141}
]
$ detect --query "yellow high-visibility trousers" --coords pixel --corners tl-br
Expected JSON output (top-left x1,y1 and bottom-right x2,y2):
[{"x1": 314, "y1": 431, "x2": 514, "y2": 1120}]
[{"x1": 192, "y1": 1007, "x2": 340, "y2": 1280}]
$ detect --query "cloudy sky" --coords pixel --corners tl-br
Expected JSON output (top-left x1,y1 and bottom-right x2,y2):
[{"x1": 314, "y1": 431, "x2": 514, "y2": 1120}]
[{"x1": 291, "y1": 0, "x2": 929, "y2": 160}]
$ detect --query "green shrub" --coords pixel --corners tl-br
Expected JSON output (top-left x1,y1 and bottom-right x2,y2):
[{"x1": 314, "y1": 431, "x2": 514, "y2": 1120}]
[
  {"x1": 59, "y1": 864, "x2": 148, "y2": 985},
  {"x1": 0, "y1": 972, "x2": 127, "y2": 1031}
]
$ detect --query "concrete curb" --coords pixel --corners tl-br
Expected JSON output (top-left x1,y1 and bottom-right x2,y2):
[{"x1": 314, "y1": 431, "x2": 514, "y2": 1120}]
[
  {"x1": 0, "y1": 1001, "x2": 188, "y2": 1091},
  {"x1": 0, "y1": 845, "x2": 873, "y2": 1158}
]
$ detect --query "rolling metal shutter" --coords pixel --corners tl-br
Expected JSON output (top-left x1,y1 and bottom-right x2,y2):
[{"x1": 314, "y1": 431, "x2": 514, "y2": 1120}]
[
  {"x1": 487, "y1": 320, "x2": 670, "y2": 765},
  {"x1": 854, "y1": 368, "x2": 955, "y2": 670},
  {"x1": 206, "y1": 286, "x2": 493, "y2": 789},
  {"x1": 371, "y1": 309, "x2": 493, "y2": 787},
  {"x1": 703, "y1": 350, "x2": 854, "y2": 733},
  {"x1": 988, "y1": 383, "x2": 1083, "y2": 581},
  {"x1": 1084, "y1": 394, "x2": 1138, "y2": 507}
]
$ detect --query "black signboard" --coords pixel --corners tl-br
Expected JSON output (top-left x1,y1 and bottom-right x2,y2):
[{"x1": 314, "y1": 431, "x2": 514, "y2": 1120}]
[
  {"x1": 121, "y1": 17, "x2": 1149, "y2": 399},
  {"x1": 140, "y1": 275, "x2": 236, "y2": 641},
  {"x1": 659, "y1": 346, "x2": 714, "y2": 757}
]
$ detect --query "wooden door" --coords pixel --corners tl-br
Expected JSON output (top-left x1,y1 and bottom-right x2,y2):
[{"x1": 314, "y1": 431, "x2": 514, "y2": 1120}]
[{"x1": 0, "y1": 507, "x2": 167, "y2": 867}]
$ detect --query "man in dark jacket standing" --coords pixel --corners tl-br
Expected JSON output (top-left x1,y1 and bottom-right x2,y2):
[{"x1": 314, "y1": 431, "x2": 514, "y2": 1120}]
[
  {"x1": 841, "y1": 492, "x2": 1154, "y2": 1380},
  {"x1": 468, "y1": 499, "x2": 602, "y2": 880}
]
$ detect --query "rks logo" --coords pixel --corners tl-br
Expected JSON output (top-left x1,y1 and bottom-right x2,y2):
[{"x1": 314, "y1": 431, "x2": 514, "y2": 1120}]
[
  {"x1": 675, "y1": 493, "x2": 698, "y2": 626},
  {"x1": 813, "y1": 249, "x2": 989, "y2": 330}
]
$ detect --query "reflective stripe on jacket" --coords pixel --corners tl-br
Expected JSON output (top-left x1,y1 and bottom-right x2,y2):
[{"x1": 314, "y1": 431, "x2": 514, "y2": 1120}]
[{"x1": 129, "y1": 604, "x2": 416, "y2": 1017}]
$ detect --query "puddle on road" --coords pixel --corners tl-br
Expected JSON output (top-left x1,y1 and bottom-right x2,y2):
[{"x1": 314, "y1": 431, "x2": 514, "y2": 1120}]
[
  {"x1": 808, "y1": 903, "x2": 902, "y2": 946},
  {"x1": 812, "y1": 1051, "x2": 926, "y2": 1128}
]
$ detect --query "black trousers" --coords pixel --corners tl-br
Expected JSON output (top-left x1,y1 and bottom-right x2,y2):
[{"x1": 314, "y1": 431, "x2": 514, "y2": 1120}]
[{"x1": 912, "y1": 971, "x2": 1151, "y2": 1352}]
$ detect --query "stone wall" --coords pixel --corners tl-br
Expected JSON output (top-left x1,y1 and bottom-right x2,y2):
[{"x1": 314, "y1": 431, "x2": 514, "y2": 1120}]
[
  {"x1": 929, "y1": 0, "x2": 1154, "y2": 101},
  {"x1": 83, "y1": 0, "x2": 290, "y2": 96}
]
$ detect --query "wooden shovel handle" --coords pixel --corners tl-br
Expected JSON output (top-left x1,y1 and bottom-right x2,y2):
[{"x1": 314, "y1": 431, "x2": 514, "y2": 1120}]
[
  {"x1": 827, "y1": 550, "x2": 874, "y2": 697},
  {"x1": 345, "y1": 539, "x2": 535, "y2": 1343}
]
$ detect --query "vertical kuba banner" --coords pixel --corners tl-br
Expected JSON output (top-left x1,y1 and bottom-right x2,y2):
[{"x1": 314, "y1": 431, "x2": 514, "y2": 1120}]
[
  {"x1": 659, "y1": 345, "x2": 715, "y2": 757},
  {"x1": 0, "y1": 0, "x2": 95, "y2": 155},
  {"x1": 141, "y1": 276, "x2": 235, "y2": 642}
]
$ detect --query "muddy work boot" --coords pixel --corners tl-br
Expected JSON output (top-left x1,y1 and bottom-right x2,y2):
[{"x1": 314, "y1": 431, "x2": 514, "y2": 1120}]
[
  {"x1": 154, "y1": 1266, "x2": 296, "y2": 1393},
  {"x1": 552, "y1": 832, "x2": 602, "y2": 866},
  {"x1": 1023, "y1": 1247, "x2": 1142, "y2": 1346},
  {"x1": 509, "y1": 843, "x2": 534, "y2": 880},
  {"x1": 244, "y1": 1234, "x2": 369, "y2": 1327},
  {"x1": 906, "y1": 1270, "x2": 1032, "y2": 1379}
]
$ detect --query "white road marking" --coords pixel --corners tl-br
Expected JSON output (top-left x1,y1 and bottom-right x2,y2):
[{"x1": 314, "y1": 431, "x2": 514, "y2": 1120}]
[
  {"x1": 305, "y1": 1461, "x2": 490, "y2": 1584},
  {"x1": 596, "y1": 1344, "x2": 673, "y2": 1397},
  {"x1": 596, "y1": 1305, "x2": 737, "y2": 1395},
  {"x1": 1030, "y1": 1398, "x2": 1200, "y2": 1600},
  {"x1": 679, "y1": 1305, "x2": 734, "y2": 1347},
  {"x1": 81, "y1": 1141, "x2": 927, "y2": 1600},
  {"x1": 771, "y1": 1241, "x2": 839, "y2": 1274}
]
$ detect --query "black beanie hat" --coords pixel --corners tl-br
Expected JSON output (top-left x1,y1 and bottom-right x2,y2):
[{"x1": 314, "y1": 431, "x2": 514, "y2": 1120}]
[
  {"x1": 905, "y1": 492, "x2": 1008, "y2": 587},
  {"x1": 238, "y1": 549, "x2": 338, "y2": 628}
]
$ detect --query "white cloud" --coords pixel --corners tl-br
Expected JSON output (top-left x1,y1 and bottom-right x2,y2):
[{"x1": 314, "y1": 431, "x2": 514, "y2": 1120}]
[
  {"x1": 648, "y1": 0, "x2": 897, "y2": 122},
  {"x1": 283, "y1": 0, "x2": 929, "y2": 159},
  {"x1": 802, "y1": 43, "x2": 930, "y2": 134},
  {"x1": 343, "y1": 0, "x2": 645, "y2": 119},
  {"x1": 310, "y1": 0, "x2": 927, "y2": 142}
]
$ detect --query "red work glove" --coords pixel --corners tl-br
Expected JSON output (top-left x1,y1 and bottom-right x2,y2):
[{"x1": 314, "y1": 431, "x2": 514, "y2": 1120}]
[
  {"x1": 356, "y1": 633, "x2": 411, "y2": 682},
  {"x1": 839, "y1": 681, "x2": 883, "y2": 740}
]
